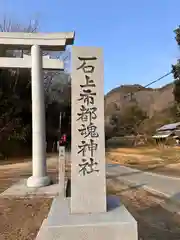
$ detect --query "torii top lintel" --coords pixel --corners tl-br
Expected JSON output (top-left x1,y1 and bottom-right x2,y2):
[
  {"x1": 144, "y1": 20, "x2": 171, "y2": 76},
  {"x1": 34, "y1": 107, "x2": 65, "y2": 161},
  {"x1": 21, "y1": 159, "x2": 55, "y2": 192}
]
[{"x1": 0, "y1": 31, "x2": 75, "y2": 51}]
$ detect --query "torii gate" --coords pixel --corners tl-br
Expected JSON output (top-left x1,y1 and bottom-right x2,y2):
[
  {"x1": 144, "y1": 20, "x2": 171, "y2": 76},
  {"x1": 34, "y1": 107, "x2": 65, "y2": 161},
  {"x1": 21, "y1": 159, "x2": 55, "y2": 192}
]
[{"x1": 0, "y1": 32, "x2": 75, "y2": 188}]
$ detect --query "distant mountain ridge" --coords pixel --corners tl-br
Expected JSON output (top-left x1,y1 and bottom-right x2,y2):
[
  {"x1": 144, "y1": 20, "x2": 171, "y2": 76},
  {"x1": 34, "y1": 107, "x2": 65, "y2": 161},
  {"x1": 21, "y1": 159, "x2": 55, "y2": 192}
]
[
  {"x1": 105, "y1": 82, "x2": 174, "y2": 118},
  {"x1": 104, "y1": 82, "x2": 175, "y2": 133}
]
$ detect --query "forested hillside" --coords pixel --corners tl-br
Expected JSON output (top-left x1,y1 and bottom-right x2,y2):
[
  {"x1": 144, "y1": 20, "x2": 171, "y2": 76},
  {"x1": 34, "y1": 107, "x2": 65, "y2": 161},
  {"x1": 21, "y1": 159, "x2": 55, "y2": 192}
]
[{"x1": 104, "y1": 82, "x2": 175, "y2": 136}]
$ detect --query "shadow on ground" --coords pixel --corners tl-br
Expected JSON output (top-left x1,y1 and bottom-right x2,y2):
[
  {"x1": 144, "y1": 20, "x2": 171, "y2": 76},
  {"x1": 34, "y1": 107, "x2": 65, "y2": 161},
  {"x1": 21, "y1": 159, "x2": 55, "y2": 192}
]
[
  {"x1": 66, "y1": 177, "x2": 180, "y2": 239},
  {"x1": 107, "y1": 161, "x2": 180, "y2": 179},
  {"x1": 107, "y1": 178, "x2": 180, "y2": 240},
  {"x1": 66, "y1": 178, "x2": 71, "y2": 197}
]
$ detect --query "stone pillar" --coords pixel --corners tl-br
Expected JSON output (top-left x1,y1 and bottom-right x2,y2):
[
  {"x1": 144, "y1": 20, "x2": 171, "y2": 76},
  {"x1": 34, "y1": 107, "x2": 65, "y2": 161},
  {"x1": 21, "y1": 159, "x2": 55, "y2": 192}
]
[
  {"x1": 27, "y1": 44, "x2": 50, "y2": 188},
  {"x1": 71, "y1": 47, "x2": 107, "y2": 214},
  {"x1": 36, "y1": 46, "x2": 138, "y2": 240}
]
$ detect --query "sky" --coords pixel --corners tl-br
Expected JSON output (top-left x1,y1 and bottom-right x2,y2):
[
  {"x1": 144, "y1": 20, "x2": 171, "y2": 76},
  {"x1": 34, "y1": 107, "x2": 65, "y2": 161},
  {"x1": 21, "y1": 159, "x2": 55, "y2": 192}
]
[{"x1": 0, "y1": 0, "x2": 180, "y2": 93}]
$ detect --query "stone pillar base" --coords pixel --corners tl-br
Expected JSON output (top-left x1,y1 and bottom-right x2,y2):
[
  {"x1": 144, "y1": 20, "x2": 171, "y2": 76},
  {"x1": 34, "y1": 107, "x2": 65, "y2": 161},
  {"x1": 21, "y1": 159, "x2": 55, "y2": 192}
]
[
  {"x1": 36, "y1": 196, "x2": 138, "y2": 240},
  {"x1": 27, "y1": 176, "x2": 51, "y2": 188}
]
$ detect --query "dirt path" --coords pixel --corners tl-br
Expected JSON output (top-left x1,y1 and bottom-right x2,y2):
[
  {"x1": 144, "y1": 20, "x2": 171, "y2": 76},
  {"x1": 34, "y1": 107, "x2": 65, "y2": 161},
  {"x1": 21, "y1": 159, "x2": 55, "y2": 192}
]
[
  {"x1": 0, "y1": 156, "x2": 58, "y2": 170},
  {"x1": 0, "y1": 156, "x2": 58, "y2": 191}
]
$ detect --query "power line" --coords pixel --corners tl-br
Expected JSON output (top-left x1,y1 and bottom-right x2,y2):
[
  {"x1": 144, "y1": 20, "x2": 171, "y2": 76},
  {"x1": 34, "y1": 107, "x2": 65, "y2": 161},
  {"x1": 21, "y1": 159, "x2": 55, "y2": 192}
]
[
  {"x1": 124, "y1": 71, "x2": 172, "y2": 101},
  {"x1": 143, "y1": 71, "x2": 172, "y2": 88}
]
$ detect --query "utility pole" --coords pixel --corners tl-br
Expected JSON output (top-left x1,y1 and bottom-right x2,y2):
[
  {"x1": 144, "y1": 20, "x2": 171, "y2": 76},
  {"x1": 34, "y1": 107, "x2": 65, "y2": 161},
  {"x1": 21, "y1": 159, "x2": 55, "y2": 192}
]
[
  {"x1": 59, "y1": 111, "x2": 62, "y2": 138},
  {"x1": 59, "y1": 111, "x2": 66, "y2": 137}
]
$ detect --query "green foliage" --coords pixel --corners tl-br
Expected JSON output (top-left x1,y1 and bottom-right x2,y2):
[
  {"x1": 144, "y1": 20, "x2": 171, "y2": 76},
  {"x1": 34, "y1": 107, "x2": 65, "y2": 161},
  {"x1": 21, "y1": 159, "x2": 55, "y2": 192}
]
[
  {"x1": 172, "y1": 27, "x2": 180, "y2": 120},
  {"x1": 173, "y1": 79, "x2": 180, "y2": 103},
  {"x1": 173, "y1": 27, "x2": 180, "y2": 91},
  {"x1": 172, "y1": 64, "x2": 180, "y2": 80},
  {"x1": 174, "y1": 26, "x2": 180, "y2": 46}
]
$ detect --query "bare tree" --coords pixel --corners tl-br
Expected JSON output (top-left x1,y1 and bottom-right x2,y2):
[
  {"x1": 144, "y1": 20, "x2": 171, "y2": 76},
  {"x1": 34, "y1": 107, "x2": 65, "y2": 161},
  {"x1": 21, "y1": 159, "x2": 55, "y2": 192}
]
[
  {"x1": 0, "y1": 18, "x2": 40, "y2": 158},
  {"x1": 0, "y1": 17, "x2": 71, "y2": 102},
  {"x1": 0, "y1": 16, "x2": 39, "y2": 32},
  {"x1": 0, "y1": 17, "x2": 71, "y2": 158}
]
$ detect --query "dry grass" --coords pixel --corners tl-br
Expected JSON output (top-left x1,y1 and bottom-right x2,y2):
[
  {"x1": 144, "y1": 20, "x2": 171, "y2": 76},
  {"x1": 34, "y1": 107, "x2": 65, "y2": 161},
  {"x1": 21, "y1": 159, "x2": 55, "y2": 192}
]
[{"x1": 107, "y1": 146, "x2": 180, "y2": 176}]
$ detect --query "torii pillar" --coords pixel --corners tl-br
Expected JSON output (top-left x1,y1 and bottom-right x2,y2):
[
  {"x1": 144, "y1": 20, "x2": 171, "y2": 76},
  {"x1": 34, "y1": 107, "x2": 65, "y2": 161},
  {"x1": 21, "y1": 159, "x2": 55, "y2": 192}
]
[
  {"x1": 28, "y1": 44, "x2": 48, "y2": 187},
  {"x1": 0, "y1": 32, "x2": 75, "y2": 187}
]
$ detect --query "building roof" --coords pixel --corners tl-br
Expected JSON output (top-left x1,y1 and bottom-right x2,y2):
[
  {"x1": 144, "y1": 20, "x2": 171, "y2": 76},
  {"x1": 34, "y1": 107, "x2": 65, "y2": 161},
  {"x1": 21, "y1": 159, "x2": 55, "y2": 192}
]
[
  {"x1": 175, "y1": 130, "x2": 180, "y2": 137},
  {"x1": 152, "y1": 130, "x2": 173, "y2": 139},
  {"x1": 156, "y1": 122, "x2": 180, "y2": 131}
]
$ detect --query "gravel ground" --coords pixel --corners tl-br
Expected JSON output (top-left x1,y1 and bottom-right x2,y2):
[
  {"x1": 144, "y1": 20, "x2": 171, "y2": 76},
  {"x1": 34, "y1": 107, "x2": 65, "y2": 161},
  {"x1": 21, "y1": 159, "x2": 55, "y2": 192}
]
[
  {"x1": 0, "y1": 197, "x2": 52, "y2": 240},
  {"x1": 0, "y1": 158, "x2": 180, "y2": 239},
  {"x1": 107, "y1": 179, "x2": 180, "y2": 240},
  {"x1": 0, "y1": 163, "x2": 56, "y2": 240}
]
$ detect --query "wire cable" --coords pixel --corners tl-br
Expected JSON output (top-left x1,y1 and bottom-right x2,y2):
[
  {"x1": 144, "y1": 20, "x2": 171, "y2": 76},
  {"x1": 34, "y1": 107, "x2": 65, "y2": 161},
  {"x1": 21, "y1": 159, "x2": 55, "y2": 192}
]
[{"x1": 124, "y1": 71, "x2": 172, "y2": 100}]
